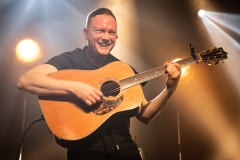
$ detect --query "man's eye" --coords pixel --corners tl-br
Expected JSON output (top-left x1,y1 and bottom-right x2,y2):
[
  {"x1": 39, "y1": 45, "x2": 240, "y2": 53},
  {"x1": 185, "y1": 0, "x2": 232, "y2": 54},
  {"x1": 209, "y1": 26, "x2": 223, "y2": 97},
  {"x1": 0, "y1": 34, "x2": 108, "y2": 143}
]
[
  {"x1": 95, "y1": 30, "x2": 104, "y2": 33},
  {"x1": 95, "y1": 30, "x2": 102, "y2": 33},
  {"x1": 110, "y1": 32, "x2": 116, "y2": 35}
]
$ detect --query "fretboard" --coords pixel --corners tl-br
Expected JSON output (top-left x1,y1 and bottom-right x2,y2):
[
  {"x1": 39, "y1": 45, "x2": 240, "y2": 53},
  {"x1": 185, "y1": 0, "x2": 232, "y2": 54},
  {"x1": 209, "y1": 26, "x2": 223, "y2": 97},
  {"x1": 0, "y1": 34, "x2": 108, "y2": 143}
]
[{"x1": 120, "y1": 55, "x2": 202, "y2": 89}]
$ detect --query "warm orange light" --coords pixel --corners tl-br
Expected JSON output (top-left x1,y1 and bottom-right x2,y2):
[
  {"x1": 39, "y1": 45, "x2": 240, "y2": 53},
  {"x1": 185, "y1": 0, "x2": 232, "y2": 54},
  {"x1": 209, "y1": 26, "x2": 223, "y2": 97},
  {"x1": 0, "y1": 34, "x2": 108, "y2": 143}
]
[
  {"x1": 172, "y1": 58, "x2": 191, "y2": 79},
  {"x1": 15, "y1": 39, "x2": 41, "y2": 64}
]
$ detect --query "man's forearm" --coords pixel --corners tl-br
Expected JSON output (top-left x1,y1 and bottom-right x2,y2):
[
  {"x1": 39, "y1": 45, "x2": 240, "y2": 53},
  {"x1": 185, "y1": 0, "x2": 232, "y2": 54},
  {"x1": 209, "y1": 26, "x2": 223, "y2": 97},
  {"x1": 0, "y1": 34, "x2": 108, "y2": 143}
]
[
  {"x1": 137, "y1": 87, "x2": 175, "y2": 124},
  {"x1": 17, "y1": 71, "x2": 73, "y2": 96}
]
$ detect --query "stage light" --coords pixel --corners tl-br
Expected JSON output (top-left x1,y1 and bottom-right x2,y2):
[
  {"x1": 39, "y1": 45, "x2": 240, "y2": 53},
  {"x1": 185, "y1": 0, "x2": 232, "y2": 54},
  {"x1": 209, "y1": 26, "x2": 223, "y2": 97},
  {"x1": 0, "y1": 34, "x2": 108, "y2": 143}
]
[
  {"x1": 172, "y1": 58, "x2": 191, "y2": 79},
  {"x1": 198, "y1": 9, "x2": 206, "y2": 17},
  {"x1": 15, "y1": 39, "x2": 41, "y2": 64}
]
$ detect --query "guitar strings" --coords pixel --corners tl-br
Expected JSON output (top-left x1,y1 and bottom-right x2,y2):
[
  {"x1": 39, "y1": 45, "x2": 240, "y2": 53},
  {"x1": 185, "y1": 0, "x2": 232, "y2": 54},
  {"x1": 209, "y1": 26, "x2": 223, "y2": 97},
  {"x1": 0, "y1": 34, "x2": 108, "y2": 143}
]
[
  {"x1": 100, "y1": 81, "x2": 121, "y2": 95},
  {"x1": 99, "y1": 67, "x2": 168, "y2": 95},
  {"x1": 100, "y1": 74, "x2": 148, "y2": 95},
  {"x1": 97, "y1": 57, "x2": 197, "y2": 96},
  {"x1": 102, "y1": 88, "x2": 120, "y2": 96}
]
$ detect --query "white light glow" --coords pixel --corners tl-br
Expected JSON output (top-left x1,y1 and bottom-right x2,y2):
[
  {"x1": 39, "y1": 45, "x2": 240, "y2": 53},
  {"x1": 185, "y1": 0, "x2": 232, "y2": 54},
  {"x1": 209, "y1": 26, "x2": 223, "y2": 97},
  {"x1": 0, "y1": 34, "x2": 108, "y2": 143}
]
[
  {"x1": 198, "y1": 9, "x2": 206, "y2": 17},
  {"x1": 15, "y1": 39, "x2": 41, "y2": 64},
  {"x1": 172, "y1": 58, "x2": 194, "y2": 84},
  {"x1": 172, "y1": 58, "x2": 190, "y2": 79}
]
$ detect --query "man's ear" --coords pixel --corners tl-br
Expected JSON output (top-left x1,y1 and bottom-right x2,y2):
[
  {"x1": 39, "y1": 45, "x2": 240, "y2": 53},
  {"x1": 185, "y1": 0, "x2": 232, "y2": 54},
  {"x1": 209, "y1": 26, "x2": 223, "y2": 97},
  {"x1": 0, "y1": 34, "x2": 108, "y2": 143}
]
[{"x1": 83, "y1": 28, "x2": 88, "y2": 40}]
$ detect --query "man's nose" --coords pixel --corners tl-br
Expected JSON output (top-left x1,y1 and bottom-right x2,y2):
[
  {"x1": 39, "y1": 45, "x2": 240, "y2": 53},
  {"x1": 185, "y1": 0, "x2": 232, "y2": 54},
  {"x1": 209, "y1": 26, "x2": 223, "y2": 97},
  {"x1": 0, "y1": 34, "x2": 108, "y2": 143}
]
[{"x1": 102, "y1": 32, "x2": 110, "y2": 41}]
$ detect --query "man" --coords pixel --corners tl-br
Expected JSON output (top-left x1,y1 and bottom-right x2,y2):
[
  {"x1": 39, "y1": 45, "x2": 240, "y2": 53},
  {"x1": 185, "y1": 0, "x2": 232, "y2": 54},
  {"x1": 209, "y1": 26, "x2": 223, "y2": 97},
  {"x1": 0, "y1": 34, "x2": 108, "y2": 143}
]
[{"x1": 17, "y1": 8, "x2": 181, "y2": 160}]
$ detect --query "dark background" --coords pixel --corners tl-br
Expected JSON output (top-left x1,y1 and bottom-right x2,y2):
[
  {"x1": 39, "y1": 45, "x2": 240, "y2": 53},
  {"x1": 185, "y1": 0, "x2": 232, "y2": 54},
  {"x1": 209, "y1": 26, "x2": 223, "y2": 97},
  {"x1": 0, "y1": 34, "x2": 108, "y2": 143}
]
[{"x1": 1, "y1": 0, "x2": 240, "y2": 159}]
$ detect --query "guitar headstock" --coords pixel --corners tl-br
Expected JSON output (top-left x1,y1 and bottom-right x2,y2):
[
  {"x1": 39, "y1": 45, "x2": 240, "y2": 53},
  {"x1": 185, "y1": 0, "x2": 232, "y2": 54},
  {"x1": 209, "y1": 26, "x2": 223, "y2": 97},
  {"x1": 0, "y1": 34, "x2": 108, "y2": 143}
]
[{"x1": 198, "y1": 47, "x2": 228, "y2": 65}]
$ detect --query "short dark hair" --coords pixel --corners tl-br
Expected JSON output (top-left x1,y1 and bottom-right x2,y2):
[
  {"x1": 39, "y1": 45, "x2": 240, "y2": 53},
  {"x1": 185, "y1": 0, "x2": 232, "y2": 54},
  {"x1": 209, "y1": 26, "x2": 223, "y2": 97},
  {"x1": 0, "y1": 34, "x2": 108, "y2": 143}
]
[{"x1": 86, "y1": 8, "x2": 116, "y2": 28}]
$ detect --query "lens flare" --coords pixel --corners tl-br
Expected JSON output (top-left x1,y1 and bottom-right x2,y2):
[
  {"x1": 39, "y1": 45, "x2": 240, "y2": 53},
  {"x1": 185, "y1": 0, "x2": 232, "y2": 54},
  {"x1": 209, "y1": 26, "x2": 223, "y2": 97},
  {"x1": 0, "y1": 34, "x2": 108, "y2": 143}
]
[
  {"x1": 16, "y1": 39, "x2": 41, "y2": 64},
  {"x1": 172, "y1": 58, "x2": 191, "y2": 79}
]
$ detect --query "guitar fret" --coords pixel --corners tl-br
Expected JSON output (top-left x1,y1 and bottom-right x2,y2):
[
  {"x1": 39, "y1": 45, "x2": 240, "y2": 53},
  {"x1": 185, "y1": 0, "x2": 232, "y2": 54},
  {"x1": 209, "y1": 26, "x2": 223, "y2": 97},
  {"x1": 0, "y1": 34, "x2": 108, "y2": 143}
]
[
  {"x1": 187, "y1": 57, "x2": 194, "y2": 64},
  {"x1": 184, "y1": 59, "x2": 189, "y2": 66},
  {"x1": 178, "y1": 57, "x2": 195, "y2": 68},
  {"x1": 183, "y1": 59, "x2": 189, "y2": 66}
]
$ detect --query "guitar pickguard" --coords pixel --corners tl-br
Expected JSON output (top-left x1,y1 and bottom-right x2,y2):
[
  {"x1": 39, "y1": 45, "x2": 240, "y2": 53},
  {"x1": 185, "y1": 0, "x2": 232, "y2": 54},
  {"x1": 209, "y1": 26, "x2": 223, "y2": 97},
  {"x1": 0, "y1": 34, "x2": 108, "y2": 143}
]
[{"x1": 92, "y1": 95, "x2": 124, "y2": 115}]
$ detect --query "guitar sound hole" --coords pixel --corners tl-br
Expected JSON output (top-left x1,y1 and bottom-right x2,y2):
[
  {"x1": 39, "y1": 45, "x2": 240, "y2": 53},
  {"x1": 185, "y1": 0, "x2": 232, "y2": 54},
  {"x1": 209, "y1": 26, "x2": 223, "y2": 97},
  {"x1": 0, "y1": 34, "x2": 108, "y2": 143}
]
[{"x1": 101, "y1": 80, "x2": 120, "y2": 97}]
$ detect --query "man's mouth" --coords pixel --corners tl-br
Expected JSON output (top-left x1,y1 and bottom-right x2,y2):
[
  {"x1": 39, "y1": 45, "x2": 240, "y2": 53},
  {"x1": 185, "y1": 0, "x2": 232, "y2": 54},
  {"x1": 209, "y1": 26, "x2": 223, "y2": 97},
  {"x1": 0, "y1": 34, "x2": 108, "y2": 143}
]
[{"x1": 98, "y1": 43, "x2": 110, "y2": 47}]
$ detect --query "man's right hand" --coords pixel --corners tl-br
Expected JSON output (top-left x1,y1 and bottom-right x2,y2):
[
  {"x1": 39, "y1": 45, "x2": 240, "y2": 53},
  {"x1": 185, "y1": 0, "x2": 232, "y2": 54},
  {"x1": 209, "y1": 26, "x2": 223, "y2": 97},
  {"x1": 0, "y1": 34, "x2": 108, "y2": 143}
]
[{"x1": 70, "y1": 82, "x2": 103, "y2": 106}]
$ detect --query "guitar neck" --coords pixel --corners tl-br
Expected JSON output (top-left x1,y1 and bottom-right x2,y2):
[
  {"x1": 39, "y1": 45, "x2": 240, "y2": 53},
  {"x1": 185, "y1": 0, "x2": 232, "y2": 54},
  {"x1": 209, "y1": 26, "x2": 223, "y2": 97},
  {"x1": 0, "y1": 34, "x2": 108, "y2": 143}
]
[{"x1": 120, "y1": 54, "x2": 202, "y2": 89}]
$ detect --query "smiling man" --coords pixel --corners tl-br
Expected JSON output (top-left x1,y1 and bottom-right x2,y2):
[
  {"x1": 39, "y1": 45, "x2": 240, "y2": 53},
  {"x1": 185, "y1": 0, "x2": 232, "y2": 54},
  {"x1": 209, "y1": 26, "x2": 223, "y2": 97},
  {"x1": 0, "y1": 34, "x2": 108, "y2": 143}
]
[
  {"x1": 17, "y1": 8, "x2": 181, "y2": 160},
  {"x1": 83, "y1": 12, "x2": 117, "y2": 68}
]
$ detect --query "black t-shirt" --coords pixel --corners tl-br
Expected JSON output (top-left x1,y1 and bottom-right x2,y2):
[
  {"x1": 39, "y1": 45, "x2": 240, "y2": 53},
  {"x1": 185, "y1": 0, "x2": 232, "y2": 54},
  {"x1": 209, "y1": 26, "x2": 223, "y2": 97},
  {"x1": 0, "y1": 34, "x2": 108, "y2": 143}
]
[{"x1": 46, "y1": 46, "x2": 140, "y2": 159}]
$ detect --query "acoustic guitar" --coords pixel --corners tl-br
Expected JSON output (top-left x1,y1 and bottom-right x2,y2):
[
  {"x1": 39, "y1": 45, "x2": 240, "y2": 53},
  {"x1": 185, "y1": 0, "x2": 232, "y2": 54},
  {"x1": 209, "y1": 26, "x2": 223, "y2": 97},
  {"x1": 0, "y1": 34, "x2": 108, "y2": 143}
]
[{"x1": 38, "y1": 47, "x2": 228, "y2": 149}]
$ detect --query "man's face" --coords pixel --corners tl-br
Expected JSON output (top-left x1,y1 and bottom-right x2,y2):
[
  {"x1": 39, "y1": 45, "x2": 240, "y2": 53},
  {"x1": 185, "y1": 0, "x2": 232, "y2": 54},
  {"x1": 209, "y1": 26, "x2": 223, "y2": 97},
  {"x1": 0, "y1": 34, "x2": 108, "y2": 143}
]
[{"x1": 84, "y1": 14, "x2": 117, "y2": 56}]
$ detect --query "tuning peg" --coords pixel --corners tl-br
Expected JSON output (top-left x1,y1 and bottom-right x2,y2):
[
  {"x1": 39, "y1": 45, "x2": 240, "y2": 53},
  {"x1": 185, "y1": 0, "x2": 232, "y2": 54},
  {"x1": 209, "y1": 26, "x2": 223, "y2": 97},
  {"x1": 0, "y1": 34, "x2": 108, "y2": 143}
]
[
  {"x1": 215, "y1": 60, "x2": 219, "y2": 65},
  {"x1": 207, "y1": 60, "x2": 212, "y2": 66},
  {"x1": 221, "y1": 60, "x2": 224, "y2": 63}
]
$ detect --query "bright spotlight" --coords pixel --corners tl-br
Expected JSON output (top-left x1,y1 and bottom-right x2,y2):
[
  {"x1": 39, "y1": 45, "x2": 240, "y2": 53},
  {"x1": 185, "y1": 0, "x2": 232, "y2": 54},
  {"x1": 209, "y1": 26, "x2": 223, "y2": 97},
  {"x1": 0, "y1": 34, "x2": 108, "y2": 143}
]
[
  {"x1": 198, "y1": 9, "x2": 206, "y2": 17},
  {"x1": 15, "y1": 39, "x2": 41, "y2": 64},
  {"x1": 172, "y1": 58, "x2": 191, "y2": 79}
]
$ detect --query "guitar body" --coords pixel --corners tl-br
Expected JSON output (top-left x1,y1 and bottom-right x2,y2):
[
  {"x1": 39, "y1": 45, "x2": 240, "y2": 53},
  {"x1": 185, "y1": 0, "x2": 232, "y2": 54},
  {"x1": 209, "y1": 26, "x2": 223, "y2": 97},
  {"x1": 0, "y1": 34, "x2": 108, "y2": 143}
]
[{"x1": 38, "y1": 61, "x2": 145, "y2": 149}]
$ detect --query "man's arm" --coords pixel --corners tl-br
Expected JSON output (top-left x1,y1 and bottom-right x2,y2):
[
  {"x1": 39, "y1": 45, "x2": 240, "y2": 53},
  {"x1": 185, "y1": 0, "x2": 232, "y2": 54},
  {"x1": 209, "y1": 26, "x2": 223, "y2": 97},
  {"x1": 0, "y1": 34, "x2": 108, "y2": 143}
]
[
  {"x1": 17, "y1": 64, "x2": 103, "y2": 106},
  {"x1": 136, "y1": 62, "x2": 181, "y2": 124}
]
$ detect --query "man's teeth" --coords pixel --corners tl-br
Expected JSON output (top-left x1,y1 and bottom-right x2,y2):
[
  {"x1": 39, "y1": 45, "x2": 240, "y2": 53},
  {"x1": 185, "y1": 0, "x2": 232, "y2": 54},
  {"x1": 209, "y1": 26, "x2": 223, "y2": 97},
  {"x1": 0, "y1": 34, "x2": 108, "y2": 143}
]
[{"x1": 99, "y1": 43, "x2": 109, "y2": 47}]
